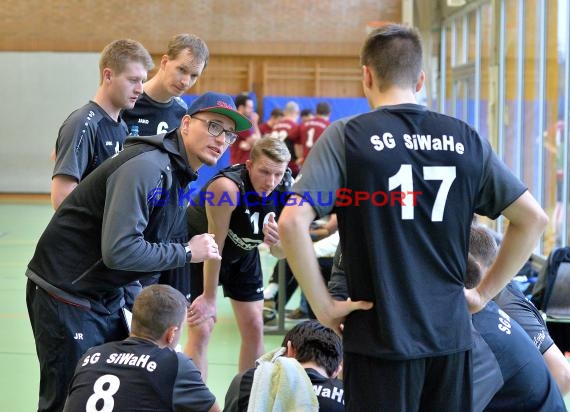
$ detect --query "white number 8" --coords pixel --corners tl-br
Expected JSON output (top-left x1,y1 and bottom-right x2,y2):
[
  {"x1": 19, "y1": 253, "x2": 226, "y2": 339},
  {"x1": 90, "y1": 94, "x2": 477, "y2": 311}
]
[{"x1": 86, "y1": 374, "x2": 120, "y2": 412}]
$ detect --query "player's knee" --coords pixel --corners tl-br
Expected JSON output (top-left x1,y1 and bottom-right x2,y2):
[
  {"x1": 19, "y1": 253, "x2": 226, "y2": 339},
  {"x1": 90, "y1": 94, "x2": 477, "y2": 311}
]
[{"x1": 189, "y1": 319, "x2": 214, "y2": 340}]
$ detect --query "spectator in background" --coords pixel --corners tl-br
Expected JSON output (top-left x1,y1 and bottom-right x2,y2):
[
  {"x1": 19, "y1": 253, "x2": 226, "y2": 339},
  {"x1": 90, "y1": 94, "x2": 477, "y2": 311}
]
[
  {"x1": 300, "y1": 108, "x2": 314, "y2": 123},
  {"x1": 259, "y1": 108, "x2": 284, "y2": 138},
  {"x1": 271, "y1": 100, "x2": 300, "y2": 176},
  {"x1": 296, "y1": 101, "x2": 331, "y2": 167},
  {"x1": 51, "y1": 39, "x2": 153, "y2": 209},
  {"x1": 122, "y1": 33, "x2": 209, "y2": 136},
  {"x1": 64, "y1": 285, "x2": 221, "y2": 412},
  {"x1": 230, "y1": 94, "x2": 261, "y2": 165},
  {"x1": 263, "y1": 214, "x2": 338, "y2": 323}
]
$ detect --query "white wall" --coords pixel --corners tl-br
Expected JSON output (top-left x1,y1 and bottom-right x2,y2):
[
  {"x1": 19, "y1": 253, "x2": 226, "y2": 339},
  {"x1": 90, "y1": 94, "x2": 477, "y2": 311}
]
[{"x1": 0, "y1": 52, "x2": 99, "y2": 192}]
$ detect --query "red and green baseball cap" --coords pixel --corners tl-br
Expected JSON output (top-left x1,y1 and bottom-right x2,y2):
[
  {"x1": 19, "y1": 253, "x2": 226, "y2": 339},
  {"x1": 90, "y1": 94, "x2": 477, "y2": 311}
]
[{"x1": 187, "y1": 92, "x2": 252, "y2": 132}]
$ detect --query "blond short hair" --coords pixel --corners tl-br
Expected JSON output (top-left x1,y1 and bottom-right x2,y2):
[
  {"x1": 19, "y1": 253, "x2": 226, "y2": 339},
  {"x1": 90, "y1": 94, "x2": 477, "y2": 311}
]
[{"x1": 250, "y1": 137, "x2": 291, "y2": 164}]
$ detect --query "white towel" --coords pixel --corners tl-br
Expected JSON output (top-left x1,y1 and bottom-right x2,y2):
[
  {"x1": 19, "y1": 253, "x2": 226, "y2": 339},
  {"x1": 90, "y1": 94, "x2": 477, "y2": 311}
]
[{"x1": 247, "y1": 347, "x2": 319, "y2": 412}]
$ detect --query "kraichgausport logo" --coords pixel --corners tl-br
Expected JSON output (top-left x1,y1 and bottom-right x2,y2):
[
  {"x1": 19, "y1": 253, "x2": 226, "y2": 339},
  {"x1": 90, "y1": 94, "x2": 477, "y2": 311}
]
[{"x1": 147, "y1": 188, "x2": 422, "y2": 208}]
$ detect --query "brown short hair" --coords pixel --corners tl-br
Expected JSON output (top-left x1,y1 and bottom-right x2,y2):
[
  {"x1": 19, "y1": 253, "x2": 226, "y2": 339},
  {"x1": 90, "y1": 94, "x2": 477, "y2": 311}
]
[
  {"x1": 167, "y1": 33, "x2": 209, "y2": 68},
  {"x1": 250, "y1": 137, "x2": 291, "y2": 164},
  {"x1": 469, "y1": 224, "x2": 498, "y2": 269},
  {"x1": 360, "y1": 23, "x2": 423, "y2": 92},
  {"x1": 316, "y1": 102, "x2": 331, "y2": 116},
  {"x1": 131, "y1": 285, "x2": 188, "y2": 340},
  {"x1": 99, "y1": 39, "x2": 154, "y2": 83}
]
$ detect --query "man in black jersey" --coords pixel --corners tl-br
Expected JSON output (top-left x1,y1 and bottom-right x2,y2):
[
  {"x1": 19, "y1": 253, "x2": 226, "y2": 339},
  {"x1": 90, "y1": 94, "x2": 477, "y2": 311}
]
[
  {"x1": 224, "y1": 320, "x2": 344, "y2": 412},
  {"x1": 122, "y1": 33, "x2": 209, "y2": 136},
  {"x1": 464, "y1": 246, "x2": 566, "y2": 411},
  {"x1": 184, "y1": 137, "x2": 292, "y2": 380},
  {"x1": 279, "y1": 23, "x2": 548, "y2": 411},
  {"x1": 64, "y1": 285, "x2": 220, "y2": 412},
  {"x1": 122, "y1": 33, "x2": 209, "y2": 299},
  {"x1": 51, "y1": 39, "x2": 154, "y2": 209},
  {"x1": 26, "y1": 92, "x2": 251, "y2": 412},
  {"x1": 328, "y1": 227, "x2": 566, "y2": 411},
  {"x1": 470, "y1": 224, "x2": 570, "y2": 396}
]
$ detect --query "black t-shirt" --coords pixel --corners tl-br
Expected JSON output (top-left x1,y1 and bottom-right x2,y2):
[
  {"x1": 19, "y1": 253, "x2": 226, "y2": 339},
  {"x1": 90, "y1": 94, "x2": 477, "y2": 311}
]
[
  {"x1": 224, "y1": 366, "x2": 344, "y2": 412},
  {"x1": 64, "y1": 337, "x2": 216, "y2": 412},
  {"x1": 294, "y1": 104, "x2": 526, "y2": 359},
  {"x1": 122, "y1": 93, "x2": 187, "y2": 136},
  {"x1": 54, "y1": 101, "x2": 127, "y2": 181},
  {"x1": 472, "y1": 302, "x2": 566, "y2": 411},
  {"x1": 493, "y1": 281, "x2": 554, "y2": 354}
]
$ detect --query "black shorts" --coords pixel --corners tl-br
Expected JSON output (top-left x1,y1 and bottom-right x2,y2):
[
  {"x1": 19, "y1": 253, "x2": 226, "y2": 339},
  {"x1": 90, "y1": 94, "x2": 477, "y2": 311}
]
[
  {"x1": 343, "y1": 351, "x2": 472, "y2": 412},
  {"x1": 157, "y1": 264, "x2": 191, "y2": 301},
  {"x1": 190, "y1": 249, "x2": 263, "y2": 302}
]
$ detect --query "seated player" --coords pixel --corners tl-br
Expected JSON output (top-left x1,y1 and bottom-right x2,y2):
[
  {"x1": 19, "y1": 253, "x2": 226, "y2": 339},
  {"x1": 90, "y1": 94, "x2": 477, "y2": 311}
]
[
  {"x1": 471, "y1": 224, "x2": 570, "y2": 396},
  {"x1": 224, "y1": 320, "x2": 344, "y2": 411},
  {"x1": 64, "y1": 284, "x2": 220, "y2": 412}
]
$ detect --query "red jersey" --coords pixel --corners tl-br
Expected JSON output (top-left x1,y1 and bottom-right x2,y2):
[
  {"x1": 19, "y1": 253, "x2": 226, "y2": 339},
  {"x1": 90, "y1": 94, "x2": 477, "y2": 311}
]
[
  {"x1": 298, "y1": 117, "x2": 330, "y2": 158},
  {"x1": 259, "y1": 122, "x2": 273, "y2": 138},
  {"x1": 230, "y1": 128, "x2": 254, "y2": 165},
  {"x1": 270, "y1": 118, "x2": 300, "y2": 175}
]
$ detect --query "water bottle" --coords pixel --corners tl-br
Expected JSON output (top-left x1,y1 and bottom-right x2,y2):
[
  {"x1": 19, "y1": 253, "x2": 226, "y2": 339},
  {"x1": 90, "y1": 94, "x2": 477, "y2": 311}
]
[{"x1": 129, "y1": 125, "x2": 139, "y2": 137}]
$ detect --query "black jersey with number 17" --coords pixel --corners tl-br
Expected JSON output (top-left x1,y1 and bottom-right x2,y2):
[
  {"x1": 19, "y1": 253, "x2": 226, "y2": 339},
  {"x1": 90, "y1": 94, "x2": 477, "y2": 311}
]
[{"x1": 293, "y1": 104, "x2": 526, "y2": 360}]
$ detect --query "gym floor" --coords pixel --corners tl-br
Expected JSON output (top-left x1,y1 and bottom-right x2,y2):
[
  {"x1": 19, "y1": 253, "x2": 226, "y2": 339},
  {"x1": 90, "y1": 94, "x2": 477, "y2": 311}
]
[{"x1": 1, "y1": 197, "x2": 570, "y2": 410}]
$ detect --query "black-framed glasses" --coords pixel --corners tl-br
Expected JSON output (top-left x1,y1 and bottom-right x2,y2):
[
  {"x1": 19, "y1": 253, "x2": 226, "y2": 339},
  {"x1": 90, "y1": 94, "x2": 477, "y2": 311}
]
[{"x1": 192, "y1": 116, "x2": 238, "y2": 145}]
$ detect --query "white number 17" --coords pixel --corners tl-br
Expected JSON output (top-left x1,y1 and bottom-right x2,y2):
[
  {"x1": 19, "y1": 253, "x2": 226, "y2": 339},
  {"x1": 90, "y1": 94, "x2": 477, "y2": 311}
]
[{"x1": 388, "y1": 164, "x2": 456, "y2": 222}]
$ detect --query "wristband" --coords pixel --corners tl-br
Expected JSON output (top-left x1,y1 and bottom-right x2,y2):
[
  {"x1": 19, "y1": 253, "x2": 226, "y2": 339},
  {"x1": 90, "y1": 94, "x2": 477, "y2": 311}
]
[{"x1": 184, "y1": 245, "x2": 192, "y2": 263}]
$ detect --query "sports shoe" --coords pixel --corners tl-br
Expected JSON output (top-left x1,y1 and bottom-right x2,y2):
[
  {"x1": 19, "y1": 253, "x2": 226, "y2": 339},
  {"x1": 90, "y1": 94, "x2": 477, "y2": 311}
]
[
  {"x1": 286, "y1": 308, "x2": 308, "y2": 320},
  {"x1": 264, "y1": 299, "x2": 276, "y2": 310},
  {"x1": 263, "y1": 307, "x2": 277, "y2": 323},
  {"x1": 263, "y1": 299, "x2": 277, "y2": 323}
]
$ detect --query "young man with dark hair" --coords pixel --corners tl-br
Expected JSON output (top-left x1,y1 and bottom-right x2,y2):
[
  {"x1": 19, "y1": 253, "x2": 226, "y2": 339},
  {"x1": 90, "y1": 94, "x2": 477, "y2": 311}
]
[
  {"x1": 465, "y1": 227, "x2": 566, "y2": 411},
  {"x1": 64, "y1": 285, "x2": 220, "y2": 412},
  {"x1": 279, "y1": 23, "x2": 548, "y2": 411},
  {"x1": 224, "y1": 320, "x2": 344, "y2": 412},
  {"x1": 26, "y1": 91, "x2": 250, "y2": 412},
  {"x1": 295, "y1": 101, "x2": 331, "y2": 167},
  {"x1": 470, "y1": 224, "x2": 570, "y2": 396},
  {"x1": 271, "y1": 100, "x2": 301, "y2": 176},
  {"x1": 230, "y1": 94, "x2": 260, "y2": 165},
  {"x1": 51, "y1": 39, "x2": 154, "y2": 209},
  {"x1": 259, "y1": 108, "x2": 283, "y2": 138}
]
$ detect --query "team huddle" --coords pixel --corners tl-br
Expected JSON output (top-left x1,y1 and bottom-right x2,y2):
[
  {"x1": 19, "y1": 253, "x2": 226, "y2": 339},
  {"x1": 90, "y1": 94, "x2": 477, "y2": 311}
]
[{"x1": 26, "y1": 24, "x2": 566, "y2": 412}]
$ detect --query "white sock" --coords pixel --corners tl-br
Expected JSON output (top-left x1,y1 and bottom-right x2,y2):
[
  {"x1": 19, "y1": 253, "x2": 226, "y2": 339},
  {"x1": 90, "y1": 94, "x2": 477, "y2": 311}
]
[{"x1": 263, "y1": 282, "x2": 279, "y2": 300}]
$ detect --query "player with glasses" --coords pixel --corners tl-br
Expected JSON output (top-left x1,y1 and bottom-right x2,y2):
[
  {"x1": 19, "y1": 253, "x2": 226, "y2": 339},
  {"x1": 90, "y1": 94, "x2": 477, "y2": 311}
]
[{"x1": 191, "y1": 116, "x2": 238, "y2": 145}]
